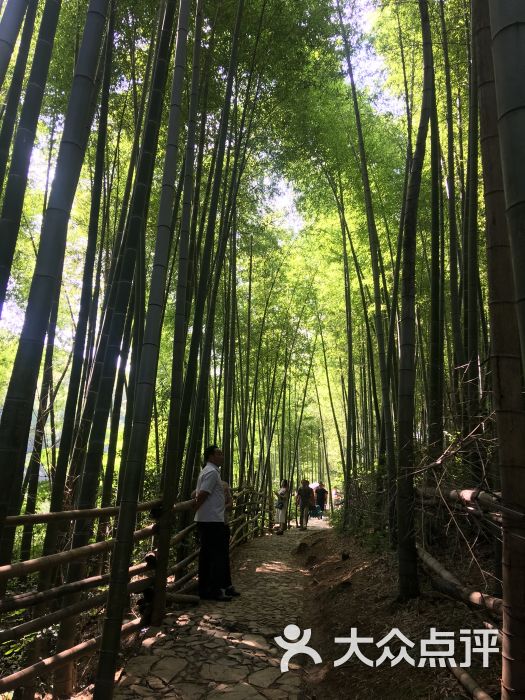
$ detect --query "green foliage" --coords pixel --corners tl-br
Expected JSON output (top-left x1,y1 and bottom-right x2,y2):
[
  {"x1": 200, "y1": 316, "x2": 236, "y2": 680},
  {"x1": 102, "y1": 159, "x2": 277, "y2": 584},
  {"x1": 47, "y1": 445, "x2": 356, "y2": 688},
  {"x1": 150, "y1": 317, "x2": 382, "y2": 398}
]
[
  {"x1": 328, "y1": 506, "x2": 346, "y2": 533},
  {"x1": 0, "y1": 0, "x2": 489, "y2": 551}
]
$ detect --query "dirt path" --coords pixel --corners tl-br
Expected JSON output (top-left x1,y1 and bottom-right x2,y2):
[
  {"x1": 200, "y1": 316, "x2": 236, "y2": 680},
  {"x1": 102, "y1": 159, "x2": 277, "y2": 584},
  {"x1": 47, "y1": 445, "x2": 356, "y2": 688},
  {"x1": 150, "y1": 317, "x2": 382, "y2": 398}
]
[
  {"x1": 91, "y1": 518, "x2": 499, "y2": 699},
  {"x1": 113, "y1": 520, "x2": 330, "y2": 699},
  {"x1": 296, "y1": 527, "x2": 500, "y2": 700}
]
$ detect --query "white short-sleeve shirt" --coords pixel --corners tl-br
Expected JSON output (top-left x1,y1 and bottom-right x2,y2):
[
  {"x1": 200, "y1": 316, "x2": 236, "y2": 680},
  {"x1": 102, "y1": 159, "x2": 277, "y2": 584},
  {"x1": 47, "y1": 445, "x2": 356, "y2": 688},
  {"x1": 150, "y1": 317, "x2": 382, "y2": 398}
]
[{"x1": 194, "y1": 462, "x2": 225, "y2": 523}]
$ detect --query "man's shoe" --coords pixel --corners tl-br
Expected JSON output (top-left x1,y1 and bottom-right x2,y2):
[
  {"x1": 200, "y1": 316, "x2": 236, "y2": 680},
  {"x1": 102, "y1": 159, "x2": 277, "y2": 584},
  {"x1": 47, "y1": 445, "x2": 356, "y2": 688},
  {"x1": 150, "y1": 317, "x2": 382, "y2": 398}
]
[{"x1": 225, "y1": 586, "x2": 241, "y2": 597}]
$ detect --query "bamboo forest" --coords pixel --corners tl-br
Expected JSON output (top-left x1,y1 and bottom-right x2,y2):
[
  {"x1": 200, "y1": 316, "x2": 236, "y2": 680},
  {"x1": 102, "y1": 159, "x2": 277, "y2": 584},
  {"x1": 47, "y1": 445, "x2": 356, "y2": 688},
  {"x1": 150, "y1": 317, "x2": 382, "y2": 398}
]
[{"x1": 0, "y1": 0, "x2": 524, "y2": 698}]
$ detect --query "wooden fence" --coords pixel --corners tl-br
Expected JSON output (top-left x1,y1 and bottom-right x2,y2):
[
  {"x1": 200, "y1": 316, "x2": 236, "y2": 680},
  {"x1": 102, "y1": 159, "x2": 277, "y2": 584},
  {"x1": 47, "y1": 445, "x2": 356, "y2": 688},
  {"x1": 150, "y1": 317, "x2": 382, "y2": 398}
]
[
  {"x1": 414, "y1": 486, "x2": 504, "y2": 631},
  {"x1": 0, "y1": 488, "x2": 263, "y2": 694}
]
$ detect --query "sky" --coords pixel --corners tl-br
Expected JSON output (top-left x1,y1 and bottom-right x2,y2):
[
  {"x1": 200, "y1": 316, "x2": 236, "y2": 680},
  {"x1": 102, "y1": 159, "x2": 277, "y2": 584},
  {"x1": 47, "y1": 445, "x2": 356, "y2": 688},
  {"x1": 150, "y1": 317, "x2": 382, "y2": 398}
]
[
  {"x1": 266, "y1": 0, "x2": 402, "y2": 237},
  {"x1": 0, "y1": 142, "x2": 56, "y2": 337},
  {"x1": 349, "y1": 1, "x2": 405, "y2": 117}
]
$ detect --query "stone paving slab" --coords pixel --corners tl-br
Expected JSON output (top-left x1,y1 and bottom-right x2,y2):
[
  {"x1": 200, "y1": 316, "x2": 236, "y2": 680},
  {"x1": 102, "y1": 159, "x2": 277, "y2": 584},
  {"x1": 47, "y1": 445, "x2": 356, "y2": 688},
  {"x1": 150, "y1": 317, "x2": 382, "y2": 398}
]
[{"x1": 113, "y1": 525, "x2": 316, "y2": 699}]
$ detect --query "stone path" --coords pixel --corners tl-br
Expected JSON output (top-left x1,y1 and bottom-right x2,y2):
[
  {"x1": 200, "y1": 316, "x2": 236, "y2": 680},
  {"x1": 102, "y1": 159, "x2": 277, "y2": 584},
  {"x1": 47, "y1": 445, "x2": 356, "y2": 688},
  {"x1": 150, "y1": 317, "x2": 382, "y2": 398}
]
[{"x1": 114, "y1": 520, "x2": 329, "y2": 699}]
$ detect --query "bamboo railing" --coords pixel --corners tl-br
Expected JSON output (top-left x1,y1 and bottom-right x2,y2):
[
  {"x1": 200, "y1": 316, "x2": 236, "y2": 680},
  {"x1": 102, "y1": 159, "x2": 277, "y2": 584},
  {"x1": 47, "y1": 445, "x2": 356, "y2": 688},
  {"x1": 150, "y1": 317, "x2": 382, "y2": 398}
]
[
  {"x1": 414, "y1": 486, "x2": 503, "y2": 700},
  {"x1": 3, "y1": 499, "x2": 163, "y2": 527},
  {"x1": 0, "y1": 487, "x2": 263, "y2": 695}
]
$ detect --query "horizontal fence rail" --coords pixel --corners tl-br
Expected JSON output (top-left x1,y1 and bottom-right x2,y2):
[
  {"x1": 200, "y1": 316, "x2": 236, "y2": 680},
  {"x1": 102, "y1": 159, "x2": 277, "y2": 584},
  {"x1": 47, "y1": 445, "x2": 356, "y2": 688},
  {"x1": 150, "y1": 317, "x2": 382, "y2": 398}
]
[
  {"x1": 416, "y1": 486, "x2": 519, "y2": 520},
  {"x1": 0, "y1": 524, "x2": 157, "y2": 581},
  {"x1": 0, "y1": 561, "x2": 152, "y2": 614},
  {"x1": 414, "y1": 478, "x2": 504, "y2": 698},
  {"x1": 3, "y1": 499, "x2": 163, "y2": 527},
  {"x1": 0, "y1": 577, "x2": 154, "y2": 644},
  {"x1": 0, "y1": 619, "x2": 143, "y2": 693}
]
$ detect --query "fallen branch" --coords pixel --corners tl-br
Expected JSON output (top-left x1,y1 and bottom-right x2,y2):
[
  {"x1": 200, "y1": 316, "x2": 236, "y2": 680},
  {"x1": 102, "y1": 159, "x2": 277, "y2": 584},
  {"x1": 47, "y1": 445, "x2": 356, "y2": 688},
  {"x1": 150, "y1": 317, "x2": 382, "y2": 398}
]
[
  {"x1": 417, "y1": 487, "x2": 509, "y2": 516},
  {"x1": 416, "y1": 545, "x2": 502, "y2": 616},
  {"x1": 447, "y1": 664, "x2": 494, "y2": 700}
]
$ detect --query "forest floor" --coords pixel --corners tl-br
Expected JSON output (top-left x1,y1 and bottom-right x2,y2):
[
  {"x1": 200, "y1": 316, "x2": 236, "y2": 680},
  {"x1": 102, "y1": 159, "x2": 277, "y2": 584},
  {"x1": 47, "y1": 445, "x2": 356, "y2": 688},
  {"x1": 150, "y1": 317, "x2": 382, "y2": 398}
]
[
  {"x1": 68, "y1": 517, "x2": 501, "y2": 700},
  {"x1": 299, "y1": 523, "x2": 501, "y2": 700}
]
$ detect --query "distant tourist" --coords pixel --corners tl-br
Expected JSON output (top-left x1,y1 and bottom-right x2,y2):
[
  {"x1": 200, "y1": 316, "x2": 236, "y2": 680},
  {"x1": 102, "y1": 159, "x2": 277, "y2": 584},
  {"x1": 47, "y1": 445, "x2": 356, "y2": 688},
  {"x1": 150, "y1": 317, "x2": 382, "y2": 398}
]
[
  {"x1": 332, "y1": 488, "x2": 342, "y2": 508},
  {"x1": 274, "y1": 479, "x2": 289, "y2": 535},
  {"x1": 296, "y1": 479, "x2": 315, "y2": 530},
  {"x1": 315, "y1": 482, "x2": 328, "y2": 519}
]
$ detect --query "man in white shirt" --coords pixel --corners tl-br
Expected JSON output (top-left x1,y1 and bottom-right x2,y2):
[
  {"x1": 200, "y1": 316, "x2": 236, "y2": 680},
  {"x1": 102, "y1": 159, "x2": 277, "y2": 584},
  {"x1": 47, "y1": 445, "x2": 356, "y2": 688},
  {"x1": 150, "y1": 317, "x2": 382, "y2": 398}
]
[{"x1": 193, "y1": 445, "x2": 233, "y2": 601}]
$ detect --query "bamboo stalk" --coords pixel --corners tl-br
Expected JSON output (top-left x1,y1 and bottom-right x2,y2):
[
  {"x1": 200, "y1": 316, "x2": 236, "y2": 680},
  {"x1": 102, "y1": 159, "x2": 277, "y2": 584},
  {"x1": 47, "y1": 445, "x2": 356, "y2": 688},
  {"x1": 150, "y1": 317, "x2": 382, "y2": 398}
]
[
  {"x1": 165, "y1": 592, "x2": 200, "y2": 604},
  {"x1": 230, "y1": 512, "x2": 259, "y2": 542},
  {"x1": 230, "y1": 519, "x2": 259, "y2": 549},
  {"x1": 483, "y1": 621, "x2": 503, "y2": 645},
  {"x1": 167, "y1": 568, "x2": 196, "y2": 591},
  {"x1": 169, "y1": 521, "x2": 196, "y2": 545},
  {"x1": 227, "y1": 512, "x2": 247, "y2": 527},
  {"x1": 447, "y1": 664, "x2": 494, "y2": 700},
  {"x1": 4, "y1": 499, "x2": 161, "y2": 526}
]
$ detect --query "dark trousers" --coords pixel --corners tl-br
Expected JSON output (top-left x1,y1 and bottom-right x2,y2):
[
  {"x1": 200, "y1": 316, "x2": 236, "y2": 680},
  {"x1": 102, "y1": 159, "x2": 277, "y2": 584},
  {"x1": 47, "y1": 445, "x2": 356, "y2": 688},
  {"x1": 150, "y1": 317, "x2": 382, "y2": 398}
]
[
  {"x1": 223, "y1": 524, "x2": 232, "y2": 588},
  {"x1": 197, "y1": 522, "x2": 230, "y2": 597},
  {"x1": 300, "y1": 504, "x2": 310, "y2": 528}
]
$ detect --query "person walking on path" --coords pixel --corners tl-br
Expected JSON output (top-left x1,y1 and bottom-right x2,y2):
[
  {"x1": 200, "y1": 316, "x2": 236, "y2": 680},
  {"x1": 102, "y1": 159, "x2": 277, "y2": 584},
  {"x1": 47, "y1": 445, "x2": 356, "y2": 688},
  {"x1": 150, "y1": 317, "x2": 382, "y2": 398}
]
[
  {"x1": 296, "y1": 479, "x2": 315, "y2": 530},
  {"x1": 315, "y1": 482, "x2": 328, "y2": 519},
  {"x1": 274, "y1": 479, "x2": 289, "y2": 535},
  {"x1": 193, "y1": 445, "x2": 232, "y2": 601}
]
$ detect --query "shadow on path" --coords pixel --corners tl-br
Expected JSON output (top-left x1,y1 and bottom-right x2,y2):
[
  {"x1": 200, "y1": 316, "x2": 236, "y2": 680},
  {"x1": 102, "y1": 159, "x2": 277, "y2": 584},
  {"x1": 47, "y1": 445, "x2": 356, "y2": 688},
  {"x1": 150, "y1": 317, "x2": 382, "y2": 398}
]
[{"x1": 112, "y1": 522, "x2": 330, "y2": 699}]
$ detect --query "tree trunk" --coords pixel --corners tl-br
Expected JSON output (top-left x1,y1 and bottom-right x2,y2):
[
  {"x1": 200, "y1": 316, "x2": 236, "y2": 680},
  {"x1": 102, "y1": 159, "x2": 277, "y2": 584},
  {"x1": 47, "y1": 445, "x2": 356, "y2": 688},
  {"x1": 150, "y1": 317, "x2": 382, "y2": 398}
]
[
  {"x1": 0, "y1": 0, "x2": 29, "y2": 94},
  {"x1": 397, "y1": 0, "x2": 433, "y2": 601},
  {"x1": 0, "y1": 0, "x2": 37, "y2": 196},
  {"x1": 94, "y1": 0, "x2": 196, "y2": 684},
  {"x1": 0, "y1": 0, "x2": 107, "y2": 545},
  {"x1": 427, "y1": 68, "x2": 443, "y2": 458},
  {"x1": 18, "y1": 289, "x2": 59, "y2": 564},
  {"x1": 39, "y1": 2, "x2": 112, "y2": 577},
  {"x1": 484, "y1": 3, "x2": 525, "y2": 696},
  {"x1": 336, "y1": 0, "x2": 397, "y2": 545},
  {"x1": 439, "y1": 0, "x2": 464, "y2": 377},
  {"x1": 177, "y1": 0, "x2": 246, "y2": 496},
  {"x1": 0, "y1": 0, "x2": 62, "y2": 317}
]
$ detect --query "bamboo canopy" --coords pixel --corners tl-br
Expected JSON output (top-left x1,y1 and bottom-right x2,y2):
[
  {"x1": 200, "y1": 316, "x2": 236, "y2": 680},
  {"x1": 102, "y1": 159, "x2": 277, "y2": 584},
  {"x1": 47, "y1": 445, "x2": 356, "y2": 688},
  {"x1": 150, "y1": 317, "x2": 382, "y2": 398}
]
[{"x1": 0, "y1": 0, "x2": 524, "y2": 698}]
